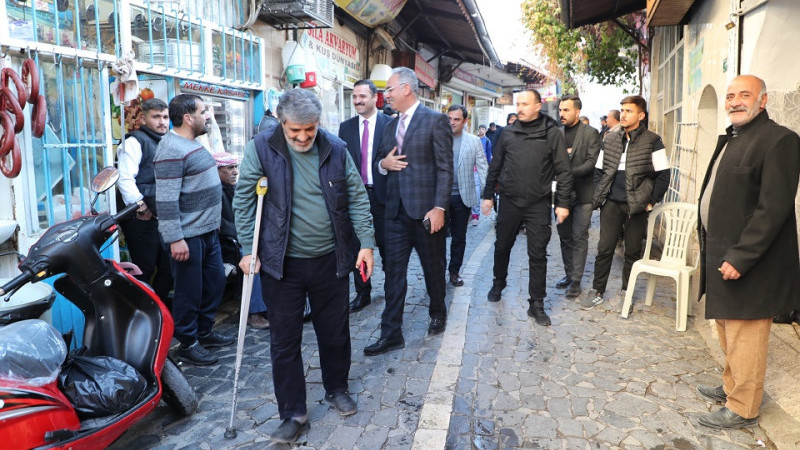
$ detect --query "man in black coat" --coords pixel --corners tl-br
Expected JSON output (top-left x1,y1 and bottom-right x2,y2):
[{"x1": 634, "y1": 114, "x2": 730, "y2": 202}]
[
  {"x1": 338, "y1": 79, "x2": 390, "y2": 313},
  {"x1": 364, "y1": 67, "x2": 453, "y2": 355},
  {"x1": 555, "y1": 95, "x2": 601, "y2": 299},
  {"x1": 695, "y1": 75, "x2": 800, "y2": 430},
  {"x1": 481, "y1": 89, "x2": 573, "y2": 326}
]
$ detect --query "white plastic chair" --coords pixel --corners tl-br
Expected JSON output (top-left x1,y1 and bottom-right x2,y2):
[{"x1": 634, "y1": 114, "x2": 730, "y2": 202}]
[{"x1": 620, "y1": 202, "x2": 699, "y2": 331}]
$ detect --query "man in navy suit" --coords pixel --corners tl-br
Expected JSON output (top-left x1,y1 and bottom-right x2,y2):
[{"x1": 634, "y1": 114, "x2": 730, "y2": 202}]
[
  {"x1": 338, "y1": 79, "x2": 390, "y2": 312},
  {"x1": 364, "y1": 67, "x2": 454, "y2": 355}
]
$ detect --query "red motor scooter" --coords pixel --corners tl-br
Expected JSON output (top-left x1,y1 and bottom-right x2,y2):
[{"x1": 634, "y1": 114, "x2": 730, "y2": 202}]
[{"x1": 0, "y1": 167, "x2": 196, "y2": 449}]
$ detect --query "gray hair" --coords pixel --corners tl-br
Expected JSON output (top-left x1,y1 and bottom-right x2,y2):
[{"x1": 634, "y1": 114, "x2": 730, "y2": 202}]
[
  {"x1": 391, "y1": 67, "x2": 419, "y2": 96},
  {"x1": 276, "y1": 88, "x2": 322, "y2": 124}
]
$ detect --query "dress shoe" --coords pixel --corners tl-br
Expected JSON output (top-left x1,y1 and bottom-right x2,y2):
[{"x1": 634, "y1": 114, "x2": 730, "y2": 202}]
[
  {"x1": 248, "y1": 314, "x2": 270, "y2": 329},
  {"x1": 428, "y1": 318, "x2": 446, "y2": 335},
  {"x1": 697, "y1": 407, "x2": 758, "y2": 429},
  {"x1": 349, "y1": 293, "x2": 372, "y2": 313},
  {"x1": 527, "y1": 299, "x2": 551, "y2": 326},
  {"x1": 364, "y1": 336, "x2": 405, "y2": 356},
  {"x1": 487, "y1": 281, "x2": 505, "y2": 302},
  {"x1": 270, "y1": 418, "x2": 310, "y2": 443},
  {"x1": 325, "y1": 392, "x2": 357, "y2": 416},
  {"x1": 565, "y1": 282, "x2": 582, "y2": 298},
  {"x1": 697, "y1": 385, "x2": 727, "y2": 403},
  {"x1": 555, "y1": 276, "x2": 572, "y2": 289},
  {"x1": 449, "y1": 272, "x2": 464, "y2": 287},
  {"x1": 176, "y1": 341, "x2": 218, "y2": 365},
  {"x1": 198, "y1": 330, "x2": 235, "y2": 348}
]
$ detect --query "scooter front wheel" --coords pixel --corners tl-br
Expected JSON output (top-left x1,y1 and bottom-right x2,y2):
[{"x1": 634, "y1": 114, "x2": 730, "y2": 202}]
[{"x1": 161, "y1": 358, "x2": 198, "y2": 416}]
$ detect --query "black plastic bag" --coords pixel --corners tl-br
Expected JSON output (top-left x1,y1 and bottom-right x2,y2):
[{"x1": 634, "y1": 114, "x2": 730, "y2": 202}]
[{"x1": 58, "y1": 352, "x2": 148, "y2": 418}]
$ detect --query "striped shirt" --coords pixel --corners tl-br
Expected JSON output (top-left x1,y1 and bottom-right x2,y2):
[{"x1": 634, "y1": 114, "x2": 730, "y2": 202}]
[{"x1": 154, "y1": 131, "x2": 221, "y2": 243}]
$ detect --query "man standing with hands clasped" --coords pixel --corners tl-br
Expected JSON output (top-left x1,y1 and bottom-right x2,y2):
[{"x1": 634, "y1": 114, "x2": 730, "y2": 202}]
[
  {"x1": 481, "y1": 89, "x2": 573, "y2": 326},
  {"x1": 695, "y1": 75, "x2": 800, "y2": 429},
  {"x1": 364, "y1": 67, "x2": 453, "y2": 356}
]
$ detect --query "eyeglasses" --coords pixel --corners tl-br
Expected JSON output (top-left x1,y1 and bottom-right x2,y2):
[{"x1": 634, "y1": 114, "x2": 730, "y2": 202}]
[{"x1": 384, "y1": 82, "x2": 408, "y2": 94}]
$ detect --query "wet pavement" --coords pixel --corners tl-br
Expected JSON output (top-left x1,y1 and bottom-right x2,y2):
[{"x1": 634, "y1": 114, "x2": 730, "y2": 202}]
[{"x1": 110, "y1": 211, "x2": 798, "y2": 449}]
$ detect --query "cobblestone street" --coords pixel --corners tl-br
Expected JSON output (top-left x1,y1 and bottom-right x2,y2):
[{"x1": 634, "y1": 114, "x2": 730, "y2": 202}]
[{"x1": 111, "y1": 212, "x2": 798, "y2": 449}]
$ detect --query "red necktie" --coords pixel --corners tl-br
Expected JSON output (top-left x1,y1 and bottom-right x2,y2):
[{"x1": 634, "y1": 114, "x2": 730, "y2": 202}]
[{"x1": 360, "y1": 119, "x2": 369, "y2": 184}]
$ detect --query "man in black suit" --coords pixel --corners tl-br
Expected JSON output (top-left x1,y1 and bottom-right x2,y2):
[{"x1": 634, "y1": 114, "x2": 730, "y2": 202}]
[
  {"x1": 555, "y1": 94, "x2": 601, "y2": 299},
  {"x1": 338, "y1": 79, "x2": 391, "y2": 313},
  {"x1": 364, "y1": 67, "x2": 453, "y2": 355}
]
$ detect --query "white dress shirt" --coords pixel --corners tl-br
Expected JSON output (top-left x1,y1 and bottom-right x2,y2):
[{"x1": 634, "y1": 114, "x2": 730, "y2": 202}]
[
  {"x1": 359, "y1": 110, "x2": 378, "y2": 185},
  {"x1": 379, "y1": 100, "x2": 421, "y2": 175},
  {"x1": 116, "y1": 136, "x2": 145, "y2": 205}
]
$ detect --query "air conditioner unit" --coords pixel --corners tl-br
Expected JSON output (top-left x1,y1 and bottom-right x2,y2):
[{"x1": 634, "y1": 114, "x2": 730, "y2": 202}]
[{"x1": 258, "y1": 0, "x2": 334, "y2": 29}]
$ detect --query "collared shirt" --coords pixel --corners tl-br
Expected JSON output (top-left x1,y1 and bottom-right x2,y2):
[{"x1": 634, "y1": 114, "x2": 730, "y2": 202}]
[
  {"x1": 116, "y1": 136, "x2": 145, "y2": 205},
  {"x1": 359, "y1": 110, "x2": 378, "y2": 184},
  {"x1": 396, "y1": 100, "x2": 421, "y2": 140}
]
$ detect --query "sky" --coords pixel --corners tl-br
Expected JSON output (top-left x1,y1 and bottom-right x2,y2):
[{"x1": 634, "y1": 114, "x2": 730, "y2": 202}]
[{"x1": 475, "y1": 0, "x2": 630, "y2": 127}]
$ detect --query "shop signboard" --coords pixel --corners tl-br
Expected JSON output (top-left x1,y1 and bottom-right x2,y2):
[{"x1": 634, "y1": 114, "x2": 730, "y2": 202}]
[
  {"x1": 335, "y1": 0, "x2": 407, "y2": 27},
  {"x1": 414, "y1": 53, "x2": 437, "y2": 89},
  {"x1": 452, "y1": 69, "x2": 503, "y2": 96},
  {"x1": 527, "y1": 82, "x2": 560, "y2": 103},
  {"x1": 301, "y1": 29, "x2": 362, "y2": 85},
  {"x1": 179, "y1": 80, "x2": 250, "y2": 100}
]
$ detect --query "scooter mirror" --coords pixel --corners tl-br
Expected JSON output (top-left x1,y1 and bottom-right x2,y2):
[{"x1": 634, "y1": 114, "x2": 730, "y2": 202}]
[{"x1": 91, "y1": 167, "x2": 120, "y2": 194}]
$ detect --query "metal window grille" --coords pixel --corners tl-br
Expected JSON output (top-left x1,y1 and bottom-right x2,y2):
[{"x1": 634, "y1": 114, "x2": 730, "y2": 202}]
[{"x1": 666, "y1": 122, "x2": 699, "y2": 204}]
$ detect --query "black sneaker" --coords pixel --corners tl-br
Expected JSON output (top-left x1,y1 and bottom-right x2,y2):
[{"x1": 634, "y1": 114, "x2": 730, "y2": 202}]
[
  {"x1": 527, "y1": 299, "x2": 551, "y2": 326},
  {"x1": 270, "y1": 418, "x2": 310, "y2": 443},
  {"x1": 198, "y1": 331, "x2": 235, "y2": 348},
  {"x1": 176, "y1": 341, "x2": 218, "y2": 365}
]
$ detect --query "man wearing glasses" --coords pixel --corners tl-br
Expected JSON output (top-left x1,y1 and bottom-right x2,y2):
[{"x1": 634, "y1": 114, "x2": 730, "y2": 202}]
[{"x1": 364, "y1": 67, "x2": 454, "y2": 355}]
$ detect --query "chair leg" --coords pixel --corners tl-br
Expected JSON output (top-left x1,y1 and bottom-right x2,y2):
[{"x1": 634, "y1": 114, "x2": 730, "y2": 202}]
[
  {"x1": 621, "y1": 285, "x2": 635, "y2": 319},
  {"x1": 644, "y1": 275, "x2": 657, "y2": 306},
  {"x1": 686, "y1": 274, "x2": 694, "y2": 317},
  {"x1": 621, "y1": 268, "x2": 641, "y2": 318},
  {"x1": 675, "y1": 273, "x2": 688, "y2": 332}
]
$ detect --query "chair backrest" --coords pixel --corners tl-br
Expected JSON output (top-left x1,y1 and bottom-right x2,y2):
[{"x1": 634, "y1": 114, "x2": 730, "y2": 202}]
[{"x1": 642, "y1": 202, "x2": 698, "y2": 265}]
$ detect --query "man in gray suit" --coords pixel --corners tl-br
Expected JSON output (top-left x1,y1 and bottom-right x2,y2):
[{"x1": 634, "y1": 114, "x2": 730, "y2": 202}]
[
  {"x1": 365, "y1": 67, "x2": 453, "y2": 355},
  {"x1": 555, "y1": 94, "x2": 601, "y2": 298},
  {"x1": 445, "y1": 105, "x2": 488, "y2": 286}
]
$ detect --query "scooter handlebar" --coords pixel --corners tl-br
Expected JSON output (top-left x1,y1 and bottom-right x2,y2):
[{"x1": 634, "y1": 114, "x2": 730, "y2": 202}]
[
  {"x1": 0, "y1": 270, "x2": 33, "y2": 296},
  {"x1": 114, "y1": 200, "x2": 144, "y2": 223}
]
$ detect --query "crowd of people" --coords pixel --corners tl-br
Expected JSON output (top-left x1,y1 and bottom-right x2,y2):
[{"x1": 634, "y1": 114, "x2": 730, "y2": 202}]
[{"x1": 115, "y1": 71, "x2": 800, "y2": 442}]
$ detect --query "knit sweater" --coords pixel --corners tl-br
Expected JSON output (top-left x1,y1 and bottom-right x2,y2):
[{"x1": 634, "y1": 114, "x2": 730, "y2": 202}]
[{"x1": 154, "y1": 131, "x2": 222, "y2": 243}]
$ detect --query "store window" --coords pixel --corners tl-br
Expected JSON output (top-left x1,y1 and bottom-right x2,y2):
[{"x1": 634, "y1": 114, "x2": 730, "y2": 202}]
[
  {"x1": 318, "y1": 77, "x2": 343, "y2": 133},
  {"x1": 16, "y1": 55, "x2": 109, "y2": 233},
  {"x1": 6, "y1": 0, "x2": 119, "y2": 55},
  {"x1": 656, "y1": 25, "x2": 684, "y2": 156}
]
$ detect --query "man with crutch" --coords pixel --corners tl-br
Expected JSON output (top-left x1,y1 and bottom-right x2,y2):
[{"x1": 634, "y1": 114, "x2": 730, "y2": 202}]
[{"x1": 233, "y1": 89, "x2": 374, "y2": 444}]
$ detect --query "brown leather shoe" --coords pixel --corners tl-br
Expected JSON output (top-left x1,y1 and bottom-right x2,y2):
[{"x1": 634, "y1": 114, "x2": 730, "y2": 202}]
[
  {"x1": 248, "y1": 314, "x2": 270, "y2": 330},
  {"x1": 449, "y1": 272, "x2": 464, "y2": 287}
]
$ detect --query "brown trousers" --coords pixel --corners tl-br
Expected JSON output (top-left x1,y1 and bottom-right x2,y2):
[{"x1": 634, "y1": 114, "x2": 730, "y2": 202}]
[{"x1": 715, "y1": 318, "x2": 772, "y2": 419}]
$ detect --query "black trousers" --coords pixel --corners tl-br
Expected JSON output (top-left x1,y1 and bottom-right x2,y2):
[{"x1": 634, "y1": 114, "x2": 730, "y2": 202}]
[
  {"x1": 352, "y1": 187, "x2": 386, "y2": 295},
  {"x1": 592, "y1": 200, "x2": 649, "y2": 293},
  {"x1": 381, "y1": 203, "x2": 447, "y2": 340},
  {"x1": 168, "y1": 231, "x2": 225, "y2": 346},
  {"x1": 447, "y1": 194, "x2": 472, "y2": 275},
  {"x1": 120, "y1": 216, "x2": 173, "y2": 303},
  {"x1": 493, "y1": 196, "x2": 551, "y2": 300},
  {"x1": 261, "y1": 252, "x2": 350, "y2": 420}
]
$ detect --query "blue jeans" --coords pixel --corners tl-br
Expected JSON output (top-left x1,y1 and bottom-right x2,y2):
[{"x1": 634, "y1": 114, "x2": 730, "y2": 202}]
[
  {"x1": 169, "y1": 231, "x2": 225, "y2": 346},
  {"x1": 472, "y1": 171, "x2": 481, "y2": 216}
]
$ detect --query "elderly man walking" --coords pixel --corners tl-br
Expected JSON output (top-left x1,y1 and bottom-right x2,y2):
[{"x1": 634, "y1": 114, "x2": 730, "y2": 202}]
[
  {"x1": 234, "y1": 89, "x2": 374, "y2": 443},
  {"x1": 695, "y1": 75, "x2": 800, "y2": 429}
]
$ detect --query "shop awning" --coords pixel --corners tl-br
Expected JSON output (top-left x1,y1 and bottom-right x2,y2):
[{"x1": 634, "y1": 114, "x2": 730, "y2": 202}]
[
  {"x1": 395, "y1": 0, "x2": 503, "y2": 68},
  {"x1": 646, "y1": 0, "x2": 697, "y2": 27},
  {"x1": 557, "y1": 0, "x2": 646, "y2": 29}
]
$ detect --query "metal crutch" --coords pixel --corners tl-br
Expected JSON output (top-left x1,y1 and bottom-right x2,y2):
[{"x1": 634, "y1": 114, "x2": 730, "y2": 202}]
[{"x1": 225, "y1": 176, "x2": 268, "y2": 439}]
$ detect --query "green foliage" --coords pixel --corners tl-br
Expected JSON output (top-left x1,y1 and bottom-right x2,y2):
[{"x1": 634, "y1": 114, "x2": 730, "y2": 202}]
[{"x1": 521, "y1": 0, "x2": 645, "y2": 91}]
